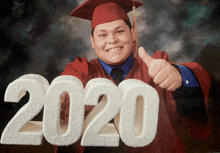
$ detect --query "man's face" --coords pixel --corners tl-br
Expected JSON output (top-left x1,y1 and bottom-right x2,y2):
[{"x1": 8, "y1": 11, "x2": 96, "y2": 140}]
[{"x1": 91, "y1": 19, "x2": 134, "y2": 66}]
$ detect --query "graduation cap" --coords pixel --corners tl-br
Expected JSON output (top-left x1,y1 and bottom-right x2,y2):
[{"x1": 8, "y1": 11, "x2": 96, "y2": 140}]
[
  {"x1": 70, "y1": 0, "x2": 143, "y2": 28},
  {"x1": 70, "y1": 0, "x2": 143, "y2": 57}
]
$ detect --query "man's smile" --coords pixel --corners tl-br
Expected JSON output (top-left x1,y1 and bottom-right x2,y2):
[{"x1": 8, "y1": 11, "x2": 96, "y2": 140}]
[{"x1": 106, "y1": 46, "x2": 123, "y2": 52}]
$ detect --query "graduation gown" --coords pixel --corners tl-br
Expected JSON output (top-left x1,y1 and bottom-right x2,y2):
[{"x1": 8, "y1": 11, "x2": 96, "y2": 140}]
[{"x1": 60, "y1": 51, "x2": 211, "y2": 153}]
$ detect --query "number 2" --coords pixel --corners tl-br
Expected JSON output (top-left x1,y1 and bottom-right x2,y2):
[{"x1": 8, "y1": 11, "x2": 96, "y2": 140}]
[
  {"x1": 81, "y1": 78, "x2": 123, "y2": 146},
  {"x1": 0, "y1": 74, "x2": 49, "y2": 145}
]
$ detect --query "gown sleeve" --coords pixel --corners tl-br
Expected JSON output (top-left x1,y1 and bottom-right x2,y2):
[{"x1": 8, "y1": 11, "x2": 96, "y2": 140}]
[{"x1": 153, "y1": 51, "x2": 211, "y2": 139}]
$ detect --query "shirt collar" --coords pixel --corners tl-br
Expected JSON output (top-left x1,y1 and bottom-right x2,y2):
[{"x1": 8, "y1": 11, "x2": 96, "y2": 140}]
[{"x1": 98, "y1": 54, "x2": 134, "y2": 78}]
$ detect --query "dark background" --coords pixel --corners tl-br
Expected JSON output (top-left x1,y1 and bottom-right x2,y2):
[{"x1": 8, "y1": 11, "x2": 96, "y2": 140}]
[{"x1": 0, "y1": 0, "x2": 220, "y2": 152}]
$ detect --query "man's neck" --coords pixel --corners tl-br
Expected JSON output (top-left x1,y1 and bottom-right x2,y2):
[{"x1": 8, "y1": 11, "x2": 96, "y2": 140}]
[{"x1": 98, "y1": 54, "x2": 134, "y2": 80}]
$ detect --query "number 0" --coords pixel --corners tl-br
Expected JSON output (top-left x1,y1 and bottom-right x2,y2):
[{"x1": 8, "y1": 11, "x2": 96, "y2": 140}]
[
  {"x1": 115, "y1": 79, "x2": 159, "y2": 147},
  {"x1": 43, "y1": 75, "x2": 85, "y2": 146}
]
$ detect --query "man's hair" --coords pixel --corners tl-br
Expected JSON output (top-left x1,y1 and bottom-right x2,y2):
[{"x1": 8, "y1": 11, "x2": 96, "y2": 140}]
[{"x1": 91, "y1": 20, "x2": 132, "y2": 36}]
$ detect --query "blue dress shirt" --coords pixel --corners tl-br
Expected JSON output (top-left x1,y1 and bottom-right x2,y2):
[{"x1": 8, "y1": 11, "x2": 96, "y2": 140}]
[{"x1": 99, "y1": 55, "x2": 199, "y2": 87}]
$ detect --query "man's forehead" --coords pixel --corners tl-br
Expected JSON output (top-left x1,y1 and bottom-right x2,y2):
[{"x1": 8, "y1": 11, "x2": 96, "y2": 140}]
[{"x1": 94, "y1": 20, "x2": 128, "y2": 32}]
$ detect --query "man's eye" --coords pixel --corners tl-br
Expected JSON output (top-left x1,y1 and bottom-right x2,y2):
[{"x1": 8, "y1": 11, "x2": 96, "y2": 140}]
[
  {"x1": 117, "y1": 30, "x2": 124, "y2": 34},
  {"x1": 98, "y1": 34, "x2": 107, "y2": 37}
]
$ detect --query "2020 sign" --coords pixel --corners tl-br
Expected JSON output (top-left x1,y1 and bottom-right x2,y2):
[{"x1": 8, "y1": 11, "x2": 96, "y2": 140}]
[{"x1": 0, "y1": 74, "x2": 159, "y2": 147}]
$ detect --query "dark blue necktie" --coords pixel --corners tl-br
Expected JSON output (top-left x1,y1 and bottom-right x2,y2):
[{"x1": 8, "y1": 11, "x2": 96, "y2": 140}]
[{"x1": 111, "y1": 67, "x2": 124, "y2": 86}]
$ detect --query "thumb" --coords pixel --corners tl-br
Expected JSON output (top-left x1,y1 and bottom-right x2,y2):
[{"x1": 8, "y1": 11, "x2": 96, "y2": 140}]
[{"x1": 138, "y1": 47, "x2": 154, "y2": 67}]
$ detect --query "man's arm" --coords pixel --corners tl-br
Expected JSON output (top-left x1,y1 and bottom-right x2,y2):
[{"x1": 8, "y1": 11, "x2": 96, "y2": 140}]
[
  {"x1": 139, "y1": 47, "x2": 211, "y2": 139},
  {"x1": 172, "y1": 66, "x2": 208, "y2": 125},
  {"x1": 138, "y1": 47, "x2": 208, "y2": 123}
]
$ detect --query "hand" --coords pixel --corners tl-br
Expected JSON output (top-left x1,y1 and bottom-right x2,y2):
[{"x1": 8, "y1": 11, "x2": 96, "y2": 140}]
[
  {"x1": 138, "y1": 47, "x2": 182, "y2": 91},
  {"x1": 60, "y1": 92, "x2": 70, "y2": 124}
]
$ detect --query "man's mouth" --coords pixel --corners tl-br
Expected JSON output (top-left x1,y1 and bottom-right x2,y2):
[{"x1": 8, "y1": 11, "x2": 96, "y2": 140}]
[{"x1": 107, "y1": 47, "x2": 123, "y2": 52}]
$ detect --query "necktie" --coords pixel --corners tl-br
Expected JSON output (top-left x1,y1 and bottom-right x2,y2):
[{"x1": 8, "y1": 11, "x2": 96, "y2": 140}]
[{"x1": 111, "y1": 67, "x2": 124, "y2": 86}]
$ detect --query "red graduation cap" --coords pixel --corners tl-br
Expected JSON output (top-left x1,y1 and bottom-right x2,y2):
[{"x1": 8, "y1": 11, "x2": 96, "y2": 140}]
[{"x1": 69, "y1": 0, "x2": 143, "y2": 29}]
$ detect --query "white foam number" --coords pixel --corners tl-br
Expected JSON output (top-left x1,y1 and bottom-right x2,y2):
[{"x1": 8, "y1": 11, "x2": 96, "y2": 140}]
[
  {"x1": 115, "y1": 79, "x2": 159, "y2": 147},
  {"x1": 81, "y1": 78, "x2": 123, "y2": 146},
  {"x1": 0, "y1": 74, "x2": 159, "y2": 147},
  {"x1": 43, "y1": 76, "x2": 84, "y2": 146},
  {"x1": 0, "y1": 74, "x2": 49, "y2": 145}
]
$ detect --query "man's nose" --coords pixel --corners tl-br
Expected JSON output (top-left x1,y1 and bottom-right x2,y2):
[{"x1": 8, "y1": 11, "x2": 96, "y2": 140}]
[{"x1": 107, "y1": 34, "x2": 118, "y2": 44}]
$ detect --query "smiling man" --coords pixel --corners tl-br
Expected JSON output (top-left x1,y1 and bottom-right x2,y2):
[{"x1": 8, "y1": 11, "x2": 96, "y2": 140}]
[
  {"x1": 59, "y1": 0, "x2": 211, "y2": 153},
  {"x1": 91, "y1": 19, "x2": 134, "y2": 66}
]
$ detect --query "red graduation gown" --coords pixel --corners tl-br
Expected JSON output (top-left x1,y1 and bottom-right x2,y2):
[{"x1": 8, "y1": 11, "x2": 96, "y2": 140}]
[{"x1": 61, "y1": 51, "x2": 211, "y2": 153}]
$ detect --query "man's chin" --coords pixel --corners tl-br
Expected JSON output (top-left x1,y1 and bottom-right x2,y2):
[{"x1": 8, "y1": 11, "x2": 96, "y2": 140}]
[{"x1": 107, "y1": 59, "x2": 125, "y2": 66}]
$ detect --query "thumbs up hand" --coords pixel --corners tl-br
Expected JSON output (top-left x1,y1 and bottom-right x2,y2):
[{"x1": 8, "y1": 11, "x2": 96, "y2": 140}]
[{"x1": 138, "y1": 47, "x2": 182, "y2": 91}]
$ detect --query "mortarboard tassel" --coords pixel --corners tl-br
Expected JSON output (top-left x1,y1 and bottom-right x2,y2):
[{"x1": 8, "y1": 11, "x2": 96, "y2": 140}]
[{"x1": 131, "y1": 0, "x2": 139, "y2": 58}]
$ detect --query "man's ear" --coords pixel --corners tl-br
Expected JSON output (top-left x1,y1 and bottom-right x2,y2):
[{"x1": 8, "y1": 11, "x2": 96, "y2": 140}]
[
  {"x1": 90, "y1": 35, "x2": 95, "y2": 49},
  {"x1": 131, "y1": 27, "x2": 136, "y2": 42}
]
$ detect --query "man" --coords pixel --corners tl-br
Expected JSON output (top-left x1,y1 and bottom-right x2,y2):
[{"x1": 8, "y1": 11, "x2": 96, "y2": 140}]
[{"x1": 59, "y1": 0, "x2": 211, "y2": 152}]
